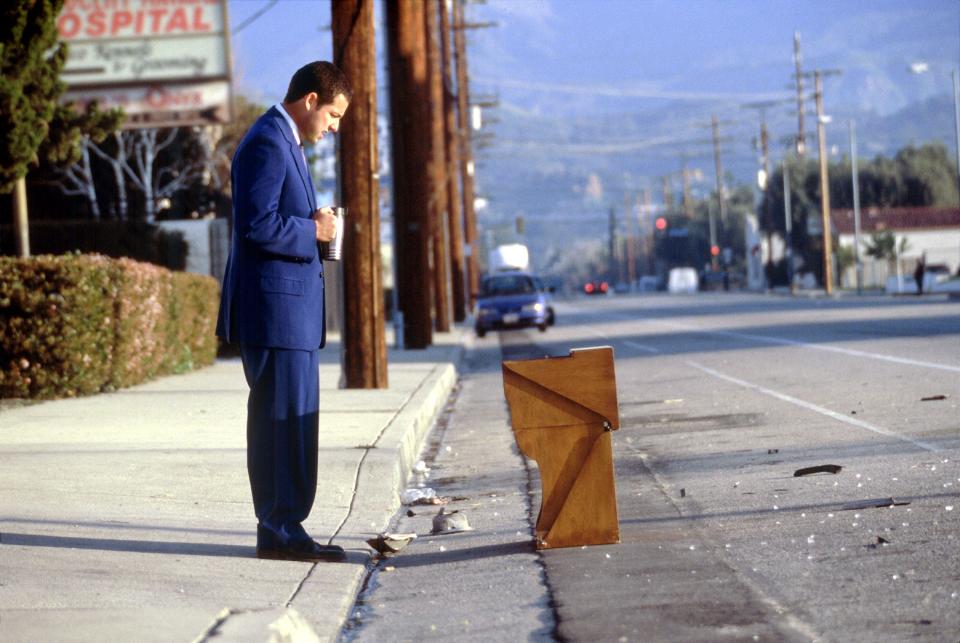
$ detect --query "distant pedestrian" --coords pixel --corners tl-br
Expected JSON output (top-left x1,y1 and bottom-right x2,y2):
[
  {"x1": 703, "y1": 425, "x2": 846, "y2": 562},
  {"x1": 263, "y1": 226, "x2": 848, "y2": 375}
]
[
  {"x1": 914, "y1": 253, "x2": 926, "y2": 295},
  {"x1": 216, "y1": 61, "x2": 352, "y2": 562}
]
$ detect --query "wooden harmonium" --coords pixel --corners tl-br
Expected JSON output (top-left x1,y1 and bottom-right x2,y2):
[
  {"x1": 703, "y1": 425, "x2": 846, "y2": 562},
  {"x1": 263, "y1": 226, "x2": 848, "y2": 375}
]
[{"x1": 501, "y1": 346, "x2": 620, "y2": 550}]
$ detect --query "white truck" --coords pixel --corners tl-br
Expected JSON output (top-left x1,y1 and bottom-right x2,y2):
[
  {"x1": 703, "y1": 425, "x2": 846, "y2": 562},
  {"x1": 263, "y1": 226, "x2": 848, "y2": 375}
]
[{"x1": 487, "y1": 243, "x2": 530, "y2": 273}]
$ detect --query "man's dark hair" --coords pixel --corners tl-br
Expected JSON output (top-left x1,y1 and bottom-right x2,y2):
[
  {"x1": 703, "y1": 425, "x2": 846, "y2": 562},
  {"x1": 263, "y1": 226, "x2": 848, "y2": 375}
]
[{"x1": 284, "y1": 61, "x2": 353, "y2": 105}]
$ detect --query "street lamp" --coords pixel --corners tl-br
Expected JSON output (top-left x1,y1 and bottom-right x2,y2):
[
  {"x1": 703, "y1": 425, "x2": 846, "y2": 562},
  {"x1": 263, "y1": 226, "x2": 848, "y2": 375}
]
[{"x1": 910, "y1": 61, "x2": 960, "y2": 201}]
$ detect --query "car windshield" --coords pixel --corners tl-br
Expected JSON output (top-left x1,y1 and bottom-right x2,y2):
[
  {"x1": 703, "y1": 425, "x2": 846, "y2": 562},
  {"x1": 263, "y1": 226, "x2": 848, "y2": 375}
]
[{"x1": 481, "y1": 275, "x2": 536, "y2": 296}]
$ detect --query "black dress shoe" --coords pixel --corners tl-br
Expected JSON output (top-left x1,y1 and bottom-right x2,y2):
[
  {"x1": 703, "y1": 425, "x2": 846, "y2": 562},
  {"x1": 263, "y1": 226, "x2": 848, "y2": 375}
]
[{"x1": 256, "y1": 540, "x2": 346, "y2": 562}]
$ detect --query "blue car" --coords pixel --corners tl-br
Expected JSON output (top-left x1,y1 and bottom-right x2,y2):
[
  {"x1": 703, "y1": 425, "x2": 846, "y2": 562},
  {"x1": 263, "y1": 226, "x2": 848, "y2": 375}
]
[{"x1": 475, "y1": 272, "x2": 555, "y2": 338}]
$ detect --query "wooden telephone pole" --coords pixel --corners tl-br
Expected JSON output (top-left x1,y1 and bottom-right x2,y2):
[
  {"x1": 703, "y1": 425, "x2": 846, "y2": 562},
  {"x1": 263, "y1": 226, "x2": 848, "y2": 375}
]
[
  {"x1": 424, "y1": 0, "x2": 452, "y2": 332},
  {"x1": 453, "y1": 0, "x2": 479, "y2": 306},
  {"x1": 793, "y1": 32, "x2": 807, "y2": 158},
  {"x1": 810, "y1": 69, "x2": 842, "y2": 294},
  {"x1": 709, "y1": 113, "x2": 730, "y2": 270},
  {"x1": 387, "y1": 0, "x2": 434, "y2": 348},
  {"x1": 332, "y1": 0, "x2": 387, "y2": 387},
  {"x1": 439, "y1": 0, "x2": 467, "y2": 322}
]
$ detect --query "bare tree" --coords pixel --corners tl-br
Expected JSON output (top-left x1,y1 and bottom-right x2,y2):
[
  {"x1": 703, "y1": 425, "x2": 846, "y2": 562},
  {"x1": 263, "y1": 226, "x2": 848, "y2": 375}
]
[
  {"x1": 54, "y1": 135, "x2": 101, "y2": 220},
  {"x1": 88, "y1": 131, "x2": 129, "y2": 220},
  {"x1": 123, "y1": 129, "x2": 194, "y2": 221},
  {"x1": 61, "y1": 127, "x2": 218, "y2": 222},
  {"x1": 194, "y1": 125, "x2": 225, "y2": 193}
]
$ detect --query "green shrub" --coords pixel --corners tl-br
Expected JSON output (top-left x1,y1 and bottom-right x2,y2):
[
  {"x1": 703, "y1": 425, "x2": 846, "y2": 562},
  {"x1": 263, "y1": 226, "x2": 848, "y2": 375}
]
[
  {"x1": 0, "y1": 253, "x2": 219, "y2": 399},
  {"x1": 167, "y1": 270, "x2": 219, "y2": 374}
]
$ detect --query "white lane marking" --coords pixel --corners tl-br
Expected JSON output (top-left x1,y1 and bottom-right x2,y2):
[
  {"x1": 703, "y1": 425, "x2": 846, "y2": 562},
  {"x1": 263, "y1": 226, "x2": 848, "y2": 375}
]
[
  {"x1": 610, "y1": 313, "x2": 960, "y2": 374},
  {"x1": 689, "y1": 324, "x2": 960, "y2": 374},
  {"x1": 588, "y1": 328, "x2": 659, "y2": 353},
  {"x1": 625, "y1": 340, "x2": 660, "y2": 354},
  {"x1": 687, "y1": 360, "x2": 942, "y2": 453}
]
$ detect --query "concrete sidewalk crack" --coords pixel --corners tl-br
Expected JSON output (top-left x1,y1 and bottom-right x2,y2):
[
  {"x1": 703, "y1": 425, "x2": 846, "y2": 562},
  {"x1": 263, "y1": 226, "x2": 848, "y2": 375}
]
[{"x1": 286, "y1": 563, "x2": 319, "y2": 606}]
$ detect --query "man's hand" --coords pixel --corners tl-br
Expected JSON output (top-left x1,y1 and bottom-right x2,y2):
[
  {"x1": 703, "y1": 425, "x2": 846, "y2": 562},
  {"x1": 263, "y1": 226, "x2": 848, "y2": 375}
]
[{"x1": 312, "y1": 206, "x2": 337, "y2": 242}]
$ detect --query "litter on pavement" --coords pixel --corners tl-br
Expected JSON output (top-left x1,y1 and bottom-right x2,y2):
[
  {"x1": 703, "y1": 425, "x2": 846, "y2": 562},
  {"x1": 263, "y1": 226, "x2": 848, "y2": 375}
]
[
  {"x1": 431, "y1": 508, "x2": 473, "y2": 534},
  {"x1": 366, "y1": 532, "x2": 418, "y2": 557},
  {"x1": 794, "y1": 464, "x2": 843, "y2": 477},
  {"x1": 841, "y1": 497, "x2": 911, "y2": 511},
  {"x1": 400, "y1": 487, "x2": 449, "y2": 505}
]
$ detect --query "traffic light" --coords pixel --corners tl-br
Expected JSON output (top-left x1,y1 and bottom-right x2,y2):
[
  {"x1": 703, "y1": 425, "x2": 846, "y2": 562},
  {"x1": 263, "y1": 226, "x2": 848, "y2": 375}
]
[
  {"x1": 710, "y1": 245, "x2": 720, "y2": 257},
  {"x1": 655, "y1": 217, "x2": 667, "y2": 231}
]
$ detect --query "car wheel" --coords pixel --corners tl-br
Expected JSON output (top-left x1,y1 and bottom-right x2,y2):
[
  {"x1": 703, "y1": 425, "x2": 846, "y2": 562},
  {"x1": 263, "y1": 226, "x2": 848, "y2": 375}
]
[
  {"x1": 538, "y1": 323, "x2": 547, "y2": 332},
  {"x1": 476, "y1": 327, "x2": 486, "y2": 338}
]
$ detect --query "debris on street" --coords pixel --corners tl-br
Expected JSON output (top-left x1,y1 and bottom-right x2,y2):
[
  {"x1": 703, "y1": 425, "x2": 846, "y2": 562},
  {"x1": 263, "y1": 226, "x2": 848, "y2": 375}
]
[
  {"x1": 366, "y1": 532, "x2": 418, "y2": 557},
  {"x1": 920, "y1": 394, "x2": 947, "y2": 401},
  {"x1": 431, "y1": 508, "x2": 473, "y2": 534},
  {"x1": 400, "y1": 487, "x2": 448, "y2": 505},
  {"x1": 794, "y1": 464, "x2": 843, "y2": 477},
  {"x1": 841, "y1": 497, "x2": 911, "y2": 511},
  {"x1": 767, "y1": 448, "x2": 779, "y2": 454},
  {"x1": 413, "y1": 460, "x2": 430, "y2": 474},
  {"x1": 867, "y1": 536, "x2": 891, "y2": 550}
]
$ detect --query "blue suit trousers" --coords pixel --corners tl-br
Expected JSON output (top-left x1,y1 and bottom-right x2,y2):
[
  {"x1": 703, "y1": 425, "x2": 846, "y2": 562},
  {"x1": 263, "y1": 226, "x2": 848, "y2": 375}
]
[{"x1": 240, "y1": 344, "x2": 319, "y2": 546}]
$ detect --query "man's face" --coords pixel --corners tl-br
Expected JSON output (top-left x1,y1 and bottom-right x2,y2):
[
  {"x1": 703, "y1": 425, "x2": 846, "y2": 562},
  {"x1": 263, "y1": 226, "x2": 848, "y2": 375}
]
[{"x1": 303, "y1": 93, "x2": 349, "y2": 144}]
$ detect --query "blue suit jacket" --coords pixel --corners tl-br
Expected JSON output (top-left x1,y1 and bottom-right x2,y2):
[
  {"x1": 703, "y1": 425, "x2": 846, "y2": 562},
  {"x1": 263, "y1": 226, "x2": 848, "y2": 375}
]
[{"x1": 216, "y1": 106, "x2": 326, "y2": 350}]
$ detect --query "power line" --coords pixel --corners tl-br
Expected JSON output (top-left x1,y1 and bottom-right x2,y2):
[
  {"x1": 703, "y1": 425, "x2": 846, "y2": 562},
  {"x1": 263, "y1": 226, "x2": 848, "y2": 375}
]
[{"x1": 232, "y1": 0, "x2": 280, "y2": 35}]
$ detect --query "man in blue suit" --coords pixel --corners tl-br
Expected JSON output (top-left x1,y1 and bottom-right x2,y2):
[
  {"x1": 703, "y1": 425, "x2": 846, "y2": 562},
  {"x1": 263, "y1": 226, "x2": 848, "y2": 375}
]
[{"x1": 217, "y1": 61, "x2": 351, "y2": 562}]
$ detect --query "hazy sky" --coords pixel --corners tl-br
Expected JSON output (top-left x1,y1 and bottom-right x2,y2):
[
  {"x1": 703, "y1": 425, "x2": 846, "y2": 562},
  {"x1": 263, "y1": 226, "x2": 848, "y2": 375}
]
[{"x1": 229, "y1": 0, "x2": 959, "y2": 118}]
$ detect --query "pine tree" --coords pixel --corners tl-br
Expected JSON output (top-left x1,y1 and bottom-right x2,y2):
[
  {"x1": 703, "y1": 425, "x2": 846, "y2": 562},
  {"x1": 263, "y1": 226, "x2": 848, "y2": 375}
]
[{"x1": 0, "y1": 0, "x2": 66, "y2": 194}]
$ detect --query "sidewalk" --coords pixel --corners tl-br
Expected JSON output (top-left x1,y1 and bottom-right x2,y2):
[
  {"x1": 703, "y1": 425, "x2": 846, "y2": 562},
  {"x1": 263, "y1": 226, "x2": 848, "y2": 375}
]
[{"x1": 0, "y1": 328, "x2": 468, "y2": 642}]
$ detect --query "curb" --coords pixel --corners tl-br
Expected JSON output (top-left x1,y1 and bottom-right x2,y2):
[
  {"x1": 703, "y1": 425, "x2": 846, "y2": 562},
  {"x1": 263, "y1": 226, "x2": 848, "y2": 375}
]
[
  {"x1": 341, "y1": 360, "x2": 459, "y2": 536},
  {"x1": 308, "y1": 338, "x2": 465, "y2": 640}
]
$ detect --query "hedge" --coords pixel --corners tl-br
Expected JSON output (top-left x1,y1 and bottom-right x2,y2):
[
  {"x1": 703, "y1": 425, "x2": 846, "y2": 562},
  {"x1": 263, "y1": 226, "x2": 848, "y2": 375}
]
[{"x1": 0, "y1": 253, "x2": 219, "y2": 399}]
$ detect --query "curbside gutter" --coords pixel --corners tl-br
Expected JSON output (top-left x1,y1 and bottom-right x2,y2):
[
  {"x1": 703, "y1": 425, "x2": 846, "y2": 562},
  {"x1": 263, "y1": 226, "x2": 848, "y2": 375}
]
[
  {"x1": 298, "y1": 339, "x2": 465, "y2": 641},
  {"x1": 335, "y1": 360, "x2": 460, "y2": 540}
]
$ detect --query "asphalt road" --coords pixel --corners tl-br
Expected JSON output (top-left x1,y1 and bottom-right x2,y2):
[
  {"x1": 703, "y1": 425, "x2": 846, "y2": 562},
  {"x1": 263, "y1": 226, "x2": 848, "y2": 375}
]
[{"x1": 344, "y1": 292, "x2": 960, "y2": 642}]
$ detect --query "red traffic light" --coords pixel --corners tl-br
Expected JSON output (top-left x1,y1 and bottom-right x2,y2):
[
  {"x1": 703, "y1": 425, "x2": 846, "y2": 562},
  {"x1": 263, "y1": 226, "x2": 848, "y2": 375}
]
[
  {"x1": 710, "y1": 245, "x2": 720, "y2": 256},
  {"x1": 655, "y1": 217, "x2": 668, "y2": 231}
]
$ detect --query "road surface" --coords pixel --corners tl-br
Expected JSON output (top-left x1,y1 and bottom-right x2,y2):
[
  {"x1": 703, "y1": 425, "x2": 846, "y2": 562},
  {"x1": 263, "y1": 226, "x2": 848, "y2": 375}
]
[{"x1": 344, "y1": 292, "x2": 960, "y2": 642}]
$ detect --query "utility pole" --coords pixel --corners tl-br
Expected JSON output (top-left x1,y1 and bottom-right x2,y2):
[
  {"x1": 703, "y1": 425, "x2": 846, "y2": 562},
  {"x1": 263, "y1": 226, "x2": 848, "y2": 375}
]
[
  {"x1": 743, "y1": 106, "x2": 772, "y2": 184},
  {"x1": 793, "y1": 32, "x2": 807, "y2": 157},
  {"x1": 743, "y1": 99, "x2": 790, "y2": 284},
  {"x1": 624, "y1": 193, "x2": 637, "y2": 288},
  {"x1": 681, "y1": 165, "x2": 693, "y2": 219},
  {"x1": 953, "y1": 69, "x2": 960, "y2": 202},
  {"x1": 424, "y1": 0, "x2": 451, "y2": 332},
  {"x1": 607, "y1": 206, "x2": 617, "y2": 281},
  {"x1": 782, "y1": 159, "x2": 794, "y2": 290},
  {"x1": 453, "y1": 0, "x2": 479, "y2": 306},
  {"x1": 661, "y1": 175, "x2": 673, "y2": 212},
  {"x1": 333, "y1": 0, "x2": 387, "y2": 386},
  {"x1": 640, "y1": 190, "x2": 653, "y2": 274},
  {"x1": 709, "y1": 113, "x2": 727, "y2": 269},
  {"x1": 810, "y1": 69, "x2": 842, "y2": 294},
  {"x1": 439, "y1": 0, "x2": 466, "y2": 322},
  {"x1": 850, "y1": 120, "x2": 863, "y2": 294},
  {"x1": 387, "y1": 0, "x2": 433, "y2": 348}
]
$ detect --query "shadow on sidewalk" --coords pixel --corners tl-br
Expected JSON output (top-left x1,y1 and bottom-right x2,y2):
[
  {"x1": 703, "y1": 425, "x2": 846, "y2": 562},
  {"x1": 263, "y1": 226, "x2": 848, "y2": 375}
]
[{"x1": 0, "y1": 531, "x2": 254, "y2": 558}]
